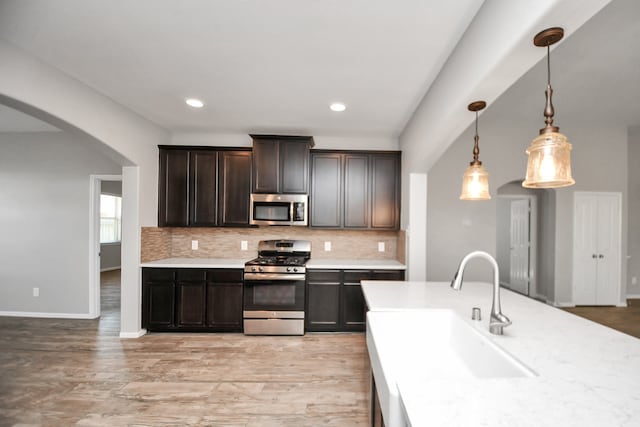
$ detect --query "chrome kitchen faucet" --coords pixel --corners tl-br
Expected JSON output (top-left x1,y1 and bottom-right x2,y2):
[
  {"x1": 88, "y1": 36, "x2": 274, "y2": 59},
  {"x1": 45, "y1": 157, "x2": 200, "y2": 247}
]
[{"x1": 450, "y1": 251, "x2": 511, "y2": 335}]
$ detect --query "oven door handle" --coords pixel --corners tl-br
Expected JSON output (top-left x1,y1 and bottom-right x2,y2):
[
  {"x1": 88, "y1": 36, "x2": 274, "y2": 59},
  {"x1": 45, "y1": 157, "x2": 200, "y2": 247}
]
[{"x1": 244, "y1": 273, "x2": 306, "y2": 281}]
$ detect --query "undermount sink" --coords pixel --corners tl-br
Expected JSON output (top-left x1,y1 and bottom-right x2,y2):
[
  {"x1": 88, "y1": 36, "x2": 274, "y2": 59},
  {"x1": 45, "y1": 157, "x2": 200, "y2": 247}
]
[{"x1": 366, "y1": 309, "x2": 536, "y2": 427}]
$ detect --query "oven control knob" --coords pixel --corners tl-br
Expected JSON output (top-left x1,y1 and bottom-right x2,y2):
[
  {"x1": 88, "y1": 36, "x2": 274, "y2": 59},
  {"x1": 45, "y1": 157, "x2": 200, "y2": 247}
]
[
  {"x1": 259, "y1": 267, "x2": 264, "y2": 272},
  {"x1": 292, "y1": 267, "x2": 298, "y2": 272},
  {"x1": 251, "y1": 266, "x2": 257, "y2": 272}
]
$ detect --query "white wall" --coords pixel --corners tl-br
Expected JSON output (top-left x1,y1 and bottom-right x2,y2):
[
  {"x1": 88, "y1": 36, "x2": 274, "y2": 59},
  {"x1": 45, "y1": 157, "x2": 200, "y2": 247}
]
[
  {"x1": 628, "y1": 127, "x2": 640, "y2": 297},
  {"x1": 0, "y1": 132, "x2": 120, "y2": 316}
]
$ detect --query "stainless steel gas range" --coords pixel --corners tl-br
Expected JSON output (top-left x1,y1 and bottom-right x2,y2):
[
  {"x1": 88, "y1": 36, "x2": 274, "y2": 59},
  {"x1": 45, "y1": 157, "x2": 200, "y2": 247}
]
[{"x1": 243, "y1": 239, "x2": 310, "y2": 335}]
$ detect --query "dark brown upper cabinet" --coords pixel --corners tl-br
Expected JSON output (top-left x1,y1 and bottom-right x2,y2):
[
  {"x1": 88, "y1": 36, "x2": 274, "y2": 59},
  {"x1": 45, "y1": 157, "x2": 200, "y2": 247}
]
[
  {"x1": 218, "y1": 151, "x2": 252, "y2": 227},
  {"x1": 158, "y1": 146, "x2": 252, "y2": 227},
  {"x1": 158, "y1": 149, "x2": 190, "y2": 226},
  {"x1": 250, "y1": 135, "x2": 313, "y2": 194},
  {"x1": 309, "y1": 150, "x2": 400, "y2": 230}
]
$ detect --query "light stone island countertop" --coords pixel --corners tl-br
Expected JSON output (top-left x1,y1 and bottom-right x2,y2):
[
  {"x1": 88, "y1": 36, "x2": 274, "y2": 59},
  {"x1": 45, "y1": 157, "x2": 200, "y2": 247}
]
[
  {"x1": 140, "y1": 258, "x2": 251, "y2": 269},
  {"x1": 305, "y1": 259, "x2": 405, "y2": 269},
  {"x1": 362, "y1": 280, "x2": 640, "y2": 427}
]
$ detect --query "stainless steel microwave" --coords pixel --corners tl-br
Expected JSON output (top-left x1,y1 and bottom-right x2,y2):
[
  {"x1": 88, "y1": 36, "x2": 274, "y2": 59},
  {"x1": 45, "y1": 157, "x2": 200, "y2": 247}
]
[{"x1": 250, "y1": 194, "x2": 308, "y2": 226}]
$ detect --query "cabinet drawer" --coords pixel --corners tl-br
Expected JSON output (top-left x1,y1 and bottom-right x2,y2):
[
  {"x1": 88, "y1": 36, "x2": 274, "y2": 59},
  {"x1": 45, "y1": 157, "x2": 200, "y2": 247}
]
[
  {"x1": 143, "y1": 268, "x2": 175, "y2": 282},
  {"x1": 307, "y1": 270, "x2": 341, "y2": 283},
  {"x1": 343, "y1": 270, "x2": 371, "y2": 282},
  {"x1": 371, "y1": 270, "x2": 405, "y2": 281},
  {"x1": 207, "y1": 269, "x2": 243, "y2": 283},
  {"x1": 176, "y1": 269, "x2": 207, "y2": 281}
]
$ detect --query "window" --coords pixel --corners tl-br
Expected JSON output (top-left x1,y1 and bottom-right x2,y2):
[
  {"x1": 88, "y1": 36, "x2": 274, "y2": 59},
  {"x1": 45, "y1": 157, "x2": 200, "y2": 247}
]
[{"x1": 100, "y1": 194, "x2": 122, "y2": 243}]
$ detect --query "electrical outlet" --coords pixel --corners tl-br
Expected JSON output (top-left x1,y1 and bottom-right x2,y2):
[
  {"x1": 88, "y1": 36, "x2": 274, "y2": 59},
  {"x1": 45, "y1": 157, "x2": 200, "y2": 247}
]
[
  {"x1": 378, "y1": 242, "x2": 385, "y2": 252},
  {"x1": 324, "y1": 241, "x2": 332, "y2": 251},
  {"x1": 191, "y1": 240, "x2": 198, "y2": 250},
  {"x1": 33, "y1": 287, "x2": 39, "y2": 297},
  {"x1": 241, "y1": 240, "x2": 248, "y2": 251}
]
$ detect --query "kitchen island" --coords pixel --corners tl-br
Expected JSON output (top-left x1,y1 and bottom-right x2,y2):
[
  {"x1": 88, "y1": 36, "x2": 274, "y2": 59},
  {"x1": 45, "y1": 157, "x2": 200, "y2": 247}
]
[{"x1": 362, "y1": 281, "x2": 640, "y2": 427}]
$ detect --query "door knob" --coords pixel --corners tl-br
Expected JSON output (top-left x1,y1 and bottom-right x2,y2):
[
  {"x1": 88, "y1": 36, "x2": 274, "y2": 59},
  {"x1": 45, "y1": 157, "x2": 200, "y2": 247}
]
[
  {"x1": 592, "y1": 254, "x2": 597, "y2": 258},
  {"x1": 599, "y1": 254, "x2": 604, "y2": 259}
]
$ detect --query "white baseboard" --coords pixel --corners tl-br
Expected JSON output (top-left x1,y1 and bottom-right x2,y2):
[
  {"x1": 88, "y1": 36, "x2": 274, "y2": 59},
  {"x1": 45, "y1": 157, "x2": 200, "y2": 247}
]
[
  {"x1": 0, "y1": 310, "x2": 93, "y2": 319},
  {"x1": 626, "y1": 294, "x2": 640, "y2": 299},
  {"x1": 616, "y1": 302, "x2": 628, "y2": 307},
  {"x1": 552, "y1": 301, "x2": 575, "y2": 308},
  {"x1": 120, "y1": 329, "x2": 147, "y2": 339},
  {"x1": 100, "y1": 266, "x2": 121, "y2": 272}
]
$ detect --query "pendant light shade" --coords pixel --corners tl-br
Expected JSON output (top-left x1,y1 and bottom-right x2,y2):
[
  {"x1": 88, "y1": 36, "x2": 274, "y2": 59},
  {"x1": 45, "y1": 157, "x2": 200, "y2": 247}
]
[
  {"x1": 523, "y1": 27, "x2": 575, "y2": 189},
  {"x1": 523, "y1": 131, "x2": 574, "y2": 188},
  {"x1": 460, "y1": 163, "x2": 491, "y2": 200},
  {"x1": 460, "y1": 101, "x2": 491, "y2": 200}
]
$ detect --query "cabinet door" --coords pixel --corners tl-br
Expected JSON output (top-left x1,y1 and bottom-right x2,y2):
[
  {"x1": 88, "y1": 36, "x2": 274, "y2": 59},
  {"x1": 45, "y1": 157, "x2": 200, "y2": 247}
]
[
  {"x1": 310, "y1": 153, "x2": 342, "y2": 227},
  {"x1": 176, "y1": 269, "x2": 206, "y2": 327},
  {"x1": 206, "y1": 282, "x2": 243, "y2": 331},
  {"x1": 189, "y1": 150, "x2": 218, "y2": 226},
  {"x1": 142, "y1": 268, "x2": 176, "y2": 330},
  {"x1": 370, "y1": 154, "x2": 400, "y2": 229},
  {"x1": 158, "y1": 149, "x2": 189, "y2": 226},
  {"x1": 344, "y1": 154, "x2": 369, "y2": 228},
  {"x1": 252, "y1": 139, "x2": 279, "y2": 193},
  {"x1": 206, "y1": 269, "x2": 243, "y2": 331},
  {"x1": 343, "y1": 270, "x2": 369, "y2": 331},
  {"x1": 306, "y1": 270, "x2": 341, "y2": 331},
  {"x1": 219, "y1": 151, "x2": 252, "y2": 226},
  {"x1": 280, "y1": 140, "x2": 309, "y2": 194}
]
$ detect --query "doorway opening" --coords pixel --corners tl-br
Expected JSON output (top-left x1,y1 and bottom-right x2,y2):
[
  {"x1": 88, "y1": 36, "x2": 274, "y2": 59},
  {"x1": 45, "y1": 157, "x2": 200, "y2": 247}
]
[{"x1": 89, "y1": 175, "x2": 122, "y2": 320}]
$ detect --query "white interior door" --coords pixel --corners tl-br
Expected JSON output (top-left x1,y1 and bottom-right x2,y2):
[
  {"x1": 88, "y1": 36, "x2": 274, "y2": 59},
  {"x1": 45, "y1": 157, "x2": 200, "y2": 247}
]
[
  {"x1": 509, "y1": 199, "x2": 530, "y2": 295},
  {"x1": 573, "y1": 192, "x2": 621, "y2": 305},
  {"x1": 595, "y1": 194, "x2": 621, "y2": 305}
]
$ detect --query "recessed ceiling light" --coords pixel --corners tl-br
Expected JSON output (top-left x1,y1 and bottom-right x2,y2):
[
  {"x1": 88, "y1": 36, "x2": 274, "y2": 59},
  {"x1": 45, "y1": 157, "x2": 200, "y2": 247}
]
[
  {"x1": 185, "y1": 98, "x2": 204, "y2": 108},
  {"x1": 330, "y1": 102, "x2": 346, "y2": 112}
]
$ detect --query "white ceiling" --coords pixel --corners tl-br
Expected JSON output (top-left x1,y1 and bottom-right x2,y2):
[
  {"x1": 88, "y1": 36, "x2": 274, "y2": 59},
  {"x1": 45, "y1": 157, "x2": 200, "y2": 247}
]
[
  {"x1": 487, "y1": 0, "x2": 640, "y2": 129},
  {"x1": 0, "y1": 0, "x2": 637, "y2": 142},
  {"x1": 0, "y1": 0, "x2": 483, "y2": 137}
]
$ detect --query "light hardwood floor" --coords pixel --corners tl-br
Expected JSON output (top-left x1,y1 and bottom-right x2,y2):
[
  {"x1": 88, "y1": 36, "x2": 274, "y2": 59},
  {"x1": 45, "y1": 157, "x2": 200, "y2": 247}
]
[{"x1": 0, "y1": 271, "x2": 370, "y2": 426}]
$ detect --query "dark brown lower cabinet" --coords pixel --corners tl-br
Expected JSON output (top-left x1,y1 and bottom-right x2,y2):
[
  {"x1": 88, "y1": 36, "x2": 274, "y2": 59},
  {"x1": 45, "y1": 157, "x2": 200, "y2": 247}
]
[
  {"x1": 371, "y1": 374, "x2": 386, "y2": 427},
  {"x1": 306, "y1": 269, "x2": 405, "y2": 332},
  {"x1": 206, "y1": 270, "x2": 243, "y2": 330},
  {"x1": 142, "y1": 268, "x2": 243, "y2": 332},
  {"x1": 142, "y1": 268, "x2": 176, "y2": 330}
]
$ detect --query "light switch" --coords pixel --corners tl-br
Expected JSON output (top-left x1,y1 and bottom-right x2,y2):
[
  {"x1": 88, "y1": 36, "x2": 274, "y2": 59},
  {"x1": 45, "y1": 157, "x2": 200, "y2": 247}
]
[
  {"x1": 633, "y1": 276, "x2": 638, "y2": 285},
  {"x1": 324, "y1": 241, "x2": 332, "y2": 251},
  {"x1": 378, "y1": 242, "x2": 385, "y2": 252},
  {"x1": 33, "y1": 287, "x2": 39, "y2": 297},
  {"x1": 191, "y1": 240, "x2": 198, "y2": 250},
  {"x1": 241, "y1": 240, "x2": 248, "y2": 251}
]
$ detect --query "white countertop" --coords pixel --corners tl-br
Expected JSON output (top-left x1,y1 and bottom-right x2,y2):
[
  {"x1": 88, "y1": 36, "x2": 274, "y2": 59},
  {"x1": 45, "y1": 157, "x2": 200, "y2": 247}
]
[
  {"x1": 140, "y1": 258, "x2": 250, "y2": 269},
  {"x1": 362, "y1": 281, "x2": 640, "y2": 427},
  {"x1": 306, "y1": 259, "x2": 405, "y2": 270}
]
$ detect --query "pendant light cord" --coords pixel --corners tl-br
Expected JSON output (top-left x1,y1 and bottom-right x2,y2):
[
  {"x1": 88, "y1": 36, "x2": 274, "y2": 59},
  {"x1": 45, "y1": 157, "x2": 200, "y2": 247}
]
[
  {"x1": 547, "y1": 44, "x2": 551, "y2": 86},
  {"x1": 472, "y1": 110, "x2": 480, "y2": 164}
]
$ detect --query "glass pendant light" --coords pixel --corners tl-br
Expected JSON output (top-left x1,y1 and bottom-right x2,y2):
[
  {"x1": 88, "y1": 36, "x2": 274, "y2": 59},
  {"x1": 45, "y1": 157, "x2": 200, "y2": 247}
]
[
  {"x1": 523, "y1": 27, "x2": 575, "y2": 188},
  {"x1": 460, "y1": 101, "x2": 491, "y2": 200}
]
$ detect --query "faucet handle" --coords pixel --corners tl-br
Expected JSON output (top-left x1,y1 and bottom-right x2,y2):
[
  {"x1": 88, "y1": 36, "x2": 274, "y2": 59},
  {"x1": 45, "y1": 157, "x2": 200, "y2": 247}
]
[{"x1": 471, "y1": 307, "x2": 482, "y2": 321}]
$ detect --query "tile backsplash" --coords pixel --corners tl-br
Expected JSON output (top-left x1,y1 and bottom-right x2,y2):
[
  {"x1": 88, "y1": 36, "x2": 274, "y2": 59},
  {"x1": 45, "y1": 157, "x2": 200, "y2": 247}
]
[{"x1": 141, "y1": 227, "x2": 402, "y2": 262}]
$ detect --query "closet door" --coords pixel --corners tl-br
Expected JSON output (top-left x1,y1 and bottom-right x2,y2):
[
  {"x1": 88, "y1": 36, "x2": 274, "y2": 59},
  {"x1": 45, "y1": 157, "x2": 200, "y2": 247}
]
[
  {"x1": 594, "y1": 194, "x2": 621, "y2": 305},
  {"x1": 572, "y1": 192, "x2": 621, "y2": 305}
]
